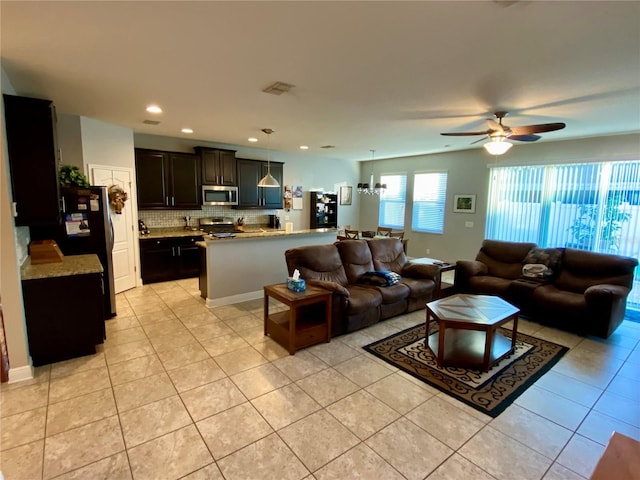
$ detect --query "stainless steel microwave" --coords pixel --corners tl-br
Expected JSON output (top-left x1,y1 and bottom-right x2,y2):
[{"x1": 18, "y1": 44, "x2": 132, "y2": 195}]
[{"x1": 202, "y1": 185, "x2": 238, "y2": 206}]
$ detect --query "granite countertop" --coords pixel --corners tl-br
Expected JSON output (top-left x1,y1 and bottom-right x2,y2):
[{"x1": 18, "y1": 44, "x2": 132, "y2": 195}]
[
  {"x1": 139, "y1": 228, "x2": 206, "y2": 240},
  {"x1": 21, "y1": 254, "x2": 103, "y2": 281},
  {"x1": 202, "y1": 227, "x2": 337, "y2": 241},
  {"x1": 140, "y1": 226, "x2": 337, "y2": 240}
]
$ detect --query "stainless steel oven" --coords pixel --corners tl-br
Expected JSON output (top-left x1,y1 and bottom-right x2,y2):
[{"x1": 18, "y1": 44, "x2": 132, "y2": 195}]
[{"x1": 202, "y1": 185, "x2": 238, "y2": 206}]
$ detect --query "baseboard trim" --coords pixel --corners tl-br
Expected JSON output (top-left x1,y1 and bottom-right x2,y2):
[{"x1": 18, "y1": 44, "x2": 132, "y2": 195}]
[
  {"x1": 8, "y1": 364, "x2": 34, "y2": 383},
  {"x1": 205, "y1": 290, "x2": 262, "y2": 308}
]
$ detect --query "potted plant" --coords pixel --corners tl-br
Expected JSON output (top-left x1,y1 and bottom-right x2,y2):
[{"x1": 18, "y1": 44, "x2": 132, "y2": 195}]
[
  {"x1": 59, "y1": 165, "x2": 90, "y2": 187},
  {"x1": 568, "y1": 193, "x2": 631, "y2": 252}
]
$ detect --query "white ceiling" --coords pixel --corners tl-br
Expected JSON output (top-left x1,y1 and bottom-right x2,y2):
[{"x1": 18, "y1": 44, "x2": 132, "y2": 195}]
[{"x1": 1, "y1": 1, "x2": 639, "y2": 161}]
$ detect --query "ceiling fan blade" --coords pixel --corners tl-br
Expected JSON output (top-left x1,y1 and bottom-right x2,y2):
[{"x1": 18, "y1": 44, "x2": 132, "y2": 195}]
[
  {"x1": 510, "y1": 122, "x2": 566, "y2": 135},
  {"x1": 487, "y1": 119, "x2": 504, "y2": 132},
  {"x1": 440, "y1": 130, "x2": 492, "y2": 137},
  {"x1": 508, "y1": 134, "x2": 541, "y2": 142}
]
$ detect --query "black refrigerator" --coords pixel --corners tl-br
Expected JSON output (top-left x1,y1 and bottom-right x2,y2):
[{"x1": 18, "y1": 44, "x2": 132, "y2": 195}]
[{"x1": 56, "y1": 186, "x2": 117, "y2": 319}]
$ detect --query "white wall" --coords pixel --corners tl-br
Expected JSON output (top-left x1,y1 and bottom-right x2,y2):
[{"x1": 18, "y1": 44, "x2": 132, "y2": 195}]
[
  {"x1": 360, "y1": 133, "x2": 640, "y2": 263},
  {"x1": 57, "y1": 114, "x2": 83, "y2": 168},
  {"x1": 80, "y1": 117, "x2": 135, "y2": 170}
]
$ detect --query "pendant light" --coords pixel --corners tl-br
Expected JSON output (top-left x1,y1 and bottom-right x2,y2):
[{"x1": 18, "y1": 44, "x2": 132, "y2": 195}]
[
  {"x1": 258, "y1": 128, "x2": 280, "y2": 188},
  {"x1": 357, "y1": 150, "x2": 386, "y2": 195}
]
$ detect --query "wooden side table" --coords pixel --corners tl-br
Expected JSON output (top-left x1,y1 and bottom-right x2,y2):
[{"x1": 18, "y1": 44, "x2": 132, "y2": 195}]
[
  {"x1": 409, "y1": 257, "x2": 456, "y2": 298},
  {"x1": 263, "y1": 283, "x2": 332, "y2": 355}
]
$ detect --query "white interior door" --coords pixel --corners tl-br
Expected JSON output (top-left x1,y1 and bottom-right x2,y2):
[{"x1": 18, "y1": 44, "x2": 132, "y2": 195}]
[{"x1": 89, "y1": 164, "x2": 137, "y2": 293}]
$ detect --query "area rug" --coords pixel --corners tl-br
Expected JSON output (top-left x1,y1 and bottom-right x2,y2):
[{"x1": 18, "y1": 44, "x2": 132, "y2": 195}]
[{"x1": 363, "y1": 323, "x2": 569, "y2": 417}]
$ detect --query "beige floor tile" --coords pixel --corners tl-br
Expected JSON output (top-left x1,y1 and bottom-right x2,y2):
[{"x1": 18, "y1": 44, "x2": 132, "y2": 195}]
[
  {"x1": 489, "y1": 404, "x2": 573, "y2": 459},
  {"x1": 113, "y1": 372, "x2": 176, "y2": 412},
  {"x1": 0, "y1": 382, "x2": 50, "y2": 419},
  {"x1": 427, "y1": 453, "x2": 497, "y2": 480},
  {"x1": 0, "y1": 440, "x2": 44, "y2": 480},
  {"x1": 142, "y1": 318, "x2": 189, "y2": 338},
  {"x1": 210, "y1": 304, "x2": 247, "y2": 321},
  {"x1": 533, "y1": 327, "x2": 584, "y2": 349},
  {"x1": 223, "y1": 314, "x2": 263, "y2": 333},
  {"x1": 533, "y1": 370, "x2": 603, "y2": 408},
  {"x1": 179, "y1": 311, "x2": 219, "y2": 329},
  {"x1": 131, "y1": 303, "x2": 174, "y2": 317},
  {"x1": 437, "y1": 393, "x2": 493, "y2": 424},
  {"x1": 201, "y1": 332, "x2": 250, "y2": 357},
  {"x1": 42, "y1": 416, "x2": 124, "y2": 479},
  {"x1": 180, "y1": 377, "x2": 246, "y2": 421},
  {"x1": 46, "y1": 388, "x2": 117, "y2": 436},
  {"x1": 189, "y1": 321, "x2": 234, "y2": 342},
  {"x1": 214, "y1": 346, "x2": 268, "y2": 375},
  {"x1": 365, "y1": 372, "x2": 434, "y2": 414},
  {"x1": 543, "y1": 463, "x2": 588, "y2": 480},
  {"x1": 364, "y1": 321, "x2": 402, "y2": 340},
  {"x1": 108, "y1": 354, "x2": 165, "y2": 386},
  {"x1": 52, "y1": 451, "x2": 132, "y2": 480},
  {"x1": 250, "y1": 337, "x2": 291, "y2": 361},
  {"x1": 105, "y1": 314, "x2": 140, "y2": 333},
  {"x1": 0, "y1": 366, "x2": 50, "y2": 393},
  {"x1": 148, "y1": 330, "x2": 198, "y2": 353},
  {"x1": 136, "y1": 310, "x2": 177, "y2": 326},
  {"x1": 127, "y1": 425, "x2": 213, "y2": 480},
  {"x1": 279, "y1": 410, "x2": 360, "y2": 472},
  {"x1": 181, "y1": 462, "x2": 225, "y2": 480},
  {"x1": 577, "y1": 409, "x2": 640, "y2": 445},
  {"x1": 365, "y1": 417, "x2": 453, "y2": 480},
  {"x1": 295, "y1": 368, "x2": 359, "y2": 407},
  {"x1": 552, "y1": 348, "x2": 624, "y2": 389},
  {"x1": 156, "y1": 342, "x2": 210, "y2": 370},
  {"x1": 338, "y1": 330, "x2": 379, "y2": 349},
  {"x1": 334, "y1": 354, "x2": 394, "y2": 387},
  {"x1": 49, "y1": 353, "x2": 107, "y2": 379},
  {"x1": 230, "y1": 363, "x2": 292, "y2": 399},
  {"x1": 593, "y1": 390, "x2": 640, "y2": 427},
  {"x1": 0, "y1": 406, "x2": 46, "y2": 451},
  {"x1": 119, "y1": 395, "x2": 192, "y2": 448},
  {"x1": 167, "y1": 358, "x2": 227, "y2": 392},
  {"x1": 515, "y1": 385, "x2": 591, "y2": 430},
  {"x1": 104, "y1": 339, "x2": 155, "y2": 365},
  {"x1": 574, "y1": 337, "x2": 634, "y2": 361},
  {"x1": 326, "y1": 390, "x2": 400, "y2": 440},
  {"x1": 307, "y1": 339, "x2": 361, "y2": 366},
  {"x1": 607, "y1": 373, "x2": 640, "y2": 400},
  {"x1": 406, "y1": 396, "x2": 485, "y2": 450},
  {"x1": 217, "y1": 433, "x2": 309, "y2": 480},
  {"x1": 555, "y1": 434, "x2": 605, "y2": 479},
  {"x1": 314, "y1": 443, "x2": 404, "y2": 480},
  {"x1": 251, "y1": 383, "x2": 321, "y2": 430},
  {"x1": 171, "y1": 303, "x2": 211, "y2": 318},
  {"x1": 458, "y1": 426, "x2": 552, "y2": 480},
  {"x1": 197, "y1": 402, "x2": 273, "y2": 459},
  {"x1": 48, "y1": 366, "x2": 111, "y2": 404},
  {"x1": 236, "y1": 325, "x2": 269, "y2": 345},
  {"x1": 273, "y1": 349, "x2": 329, "y2": 381},
  {"x1": 103, "y1": 326, "x2": 147, "y2": 347}
]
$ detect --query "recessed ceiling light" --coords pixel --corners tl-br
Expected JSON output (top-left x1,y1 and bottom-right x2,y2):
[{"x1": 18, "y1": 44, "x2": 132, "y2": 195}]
[
  {"x1": 181, "y1": 128, "x2": 193, "y2": 134},
  {"x1": 146, "y1": 105, "x2": 162, "y2": 114},
  {"x1": 299, "y1": 145, "x2": 309, "y2": 150},
  {"x1": 248, "y1": 137, "x2": 258, "y2": 142}
]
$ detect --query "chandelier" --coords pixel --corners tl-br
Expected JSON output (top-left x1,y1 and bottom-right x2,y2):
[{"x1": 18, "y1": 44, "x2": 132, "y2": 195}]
[{"x1": 357, "y1": 150, "x2": 387, "y2": 195}]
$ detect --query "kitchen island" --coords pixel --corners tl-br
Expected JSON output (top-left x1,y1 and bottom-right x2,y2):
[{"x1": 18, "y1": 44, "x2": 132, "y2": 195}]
[{"x1": 199, "y1": 228, "x2": 337, "y2": 306}]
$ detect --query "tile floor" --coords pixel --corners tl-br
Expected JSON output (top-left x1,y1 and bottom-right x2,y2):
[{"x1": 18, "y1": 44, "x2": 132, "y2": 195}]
[{"x1": 1, "y1": 278, "x2": 639, "y2": 480}]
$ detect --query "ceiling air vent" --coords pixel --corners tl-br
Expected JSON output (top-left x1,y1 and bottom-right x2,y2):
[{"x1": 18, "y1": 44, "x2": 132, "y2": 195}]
[
  {"x1": 262, "y1": 81, "x2": 295, "y2": 95},
  {"x1": 320, "y1": 145, "x2": 336, "y2": 149},
  {"x1": 143, "y1": 119, "x2": 161, "y2": 125}
]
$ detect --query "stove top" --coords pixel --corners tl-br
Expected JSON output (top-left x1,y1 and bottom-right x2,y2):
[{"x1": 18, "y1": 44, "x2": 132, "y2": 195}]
[{"x1": 198, "y1": 217, "x2": 242, "y2": 234}]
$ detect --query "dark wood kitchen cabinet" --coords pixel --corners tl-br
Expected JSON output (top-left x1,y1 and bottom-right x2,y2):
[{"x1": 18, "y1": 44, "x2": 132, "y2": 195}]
[
  {"x1": 135, "y1": 148, "x2": 201, "y2": 209},
  {"x1": 195, "y1": 147, "x2": 237, "y2": 186},
  {"x1": 140, "y1": 235, "x2": 203, "y2": 284},
  {"x1": 3, "y1": 94, "x2": 61, "y2": 227},
  {"x1": 236, "y1": 158, "x2": 284, "y2": 209}
]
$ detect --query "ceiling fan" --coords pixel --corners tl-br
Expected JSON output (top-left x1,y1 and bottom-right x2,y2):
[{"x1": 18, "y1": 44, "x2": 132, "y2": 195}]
[{"x1": 440, "y1": 111, "x2": 566, "y2": 154}]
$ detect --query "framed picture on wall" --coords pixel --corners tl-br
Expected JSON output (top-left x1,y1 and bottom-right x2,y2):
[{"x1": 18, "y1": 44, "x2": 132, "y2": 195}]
[
  {"x1": 340, "y1": 186, "x2": 353, "y2": 205},
  {"x1": 453, "y1": 194, "x2": 476, "y2": 213}
]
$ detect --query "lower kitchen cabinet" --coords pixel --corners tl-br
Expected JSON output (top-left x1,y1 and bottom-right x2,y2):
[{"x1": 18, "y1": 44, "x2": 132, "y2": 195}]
[
  {"x1": 140, "y1": 235, "x2": 203, "y2": 284},
  {"x1": 22, "y1": 267, "x2": 105, "y2": 367}
]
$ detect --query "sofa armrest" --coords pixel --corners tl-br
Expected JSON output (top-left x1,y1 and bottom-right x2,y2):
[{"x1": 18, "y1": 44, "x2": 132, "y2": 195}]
[
  {"x1": 306, "y1": 279, "x2": 350, "y2": 297},
  {"x1": 585, "y1": 284, "x2": 630, "y2": 304},
  {"x1": 456, "y1": 260, "x2": 488, "y2": 277},
  {"x1": 401, "y1": 262, "x2": 439, "y2": 280}
]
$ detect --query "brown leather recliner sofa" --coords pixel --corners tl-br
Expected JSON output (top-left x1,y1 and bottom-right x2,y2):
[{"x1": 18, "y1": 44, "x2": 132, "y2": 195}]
[
  {"x1": 285, "y1": 238, "x2": 438, "y2": 337},
  {"x1": 455, "y1": 239, "x2": 638, "y2": 338}
]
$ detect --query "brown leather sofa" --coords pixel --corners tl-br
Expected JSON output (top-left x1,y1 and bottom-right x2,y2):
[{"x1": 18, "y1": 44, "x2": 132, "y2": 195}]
[
  {"x1": 285, "y1": 238, "x2": 438, "y2": 337},
  {"x1": 456, "y1": 239, "x2": 638, "y2": 338}
]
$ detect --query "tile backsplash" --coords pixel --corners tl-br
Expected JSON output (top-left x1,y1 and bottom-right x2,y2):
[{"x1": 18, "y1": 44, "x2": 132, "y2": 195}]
[{"x1": 138, "y1": 206, "x2": 282, "y2": 228}]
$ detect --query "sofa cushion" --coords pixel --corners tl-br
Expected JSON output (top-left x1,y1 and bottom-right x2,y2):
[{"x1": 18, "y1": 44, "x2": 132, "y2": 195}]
[
  {"x1": 366, "y1": 238, "x2": 407, "y2": 273},
  {"x1": 523, "y1": 247, "x2": 564, "y2": 278},
  {"x1": 468, "y1": 276, "x2": 513, "y2": 296},
  {"x1": 285, "y1": 244, "x2": 349, "y2": 286},
  {"x1": 344, "y1": 285, "x2": 382, "y2": 314},
  {"x1": 400, "y1": 277, "x2": 435, "y2": 299},
  {"x1": 335, "y1": 239, "x2": 375, "y2": 284},
  {"x1": 476, "y1": 240, "x2": 537, "y2": 279}
]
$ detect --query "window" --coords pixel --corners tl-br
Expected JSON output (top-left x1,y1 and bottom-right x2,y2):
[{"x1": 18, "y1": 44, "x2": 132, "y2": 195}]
[
  {"x1": 378, "y1": 174, "x2": 406, "y2": 229},
  {"x1": 412, "y1": 171, "x2": 448, "y2": 233}
]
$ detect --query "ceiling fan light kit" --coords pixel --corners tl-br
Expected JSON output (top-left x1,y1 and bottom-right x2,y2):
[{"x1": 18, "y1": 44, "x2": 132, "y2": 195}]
[
  {"x1": 484, "y1": 137, "x2": 513, "y2": 155},
  {"x1": 258, "y1": 128, "x2": 280, "y2": 188}
]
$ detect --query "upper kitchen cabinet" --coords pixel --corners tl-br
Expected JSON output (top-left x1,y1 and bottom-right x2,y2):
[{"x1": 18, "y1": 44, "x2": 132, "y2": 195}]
[
  {"x1": 195, "y1": 147, "x2": 236, "y2": 186},
  {"x1": 236, "y1": 158, "x2": 284, "y2": 209},
  {"x1": 135, "y1": 148, "x2": 201, "y2": 209},
  {"x1": 3, "y1": 94, "x2": 60, "y2": 227}
]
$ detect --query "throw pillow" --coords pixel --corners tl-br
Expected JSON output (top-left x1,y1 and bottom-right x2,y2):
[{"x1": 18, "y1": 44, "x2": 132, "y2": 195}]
[
  {"x1": 523, "y1": 247, "x2": 564, "y2": 277},
  {"x1": 358, "y1": 271, "x2": 401, "y2": 287}
]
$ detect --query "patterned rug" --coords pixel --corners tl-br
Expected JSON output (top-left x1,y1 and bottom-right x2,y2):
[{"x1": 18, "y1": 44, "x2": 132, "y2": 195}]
[{"x1": 363, "y1": 323, "x2": 568, "y2": 417}]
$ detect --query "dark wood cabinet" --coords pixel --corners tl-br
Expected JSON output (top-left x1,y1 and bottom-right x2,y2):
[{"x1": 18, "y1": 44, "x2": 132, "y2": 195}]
[
  {"x1": 310, "y1": 192, "x2": 338, "y2": 228},
  {"x1": 236, "y1": 158, "x2": 284, "y2": 209},
  {"x1": 3, "y1": 94, "x2": 60, "y2": 227},
  {"x1": 140, "y1": 235, "x2": 203, "y2": 284},
  {"x1": 195, "y1": 147, "x2": 237, "y2": 186},
  {"x1": 135, "y1": 148, "x2": 201, "y2": 209},
  {"x1": 22, "y1": 271, "x2": 104, "y2": 366}
]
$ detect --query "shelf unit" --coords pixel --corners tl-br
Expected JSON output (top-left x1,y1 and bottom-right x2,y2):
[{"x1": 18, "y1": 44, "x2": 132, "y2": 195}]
[{"x1": 310, "y1": 191, "x2": 338, "y2": 229}]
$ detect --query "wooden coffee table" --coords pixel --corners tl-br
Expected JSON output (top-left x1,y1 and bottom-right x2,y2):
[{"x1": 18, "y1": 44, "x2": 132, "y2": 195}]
[{"x1": 425, "y1": 294, "x2": 519, "y2": 371}]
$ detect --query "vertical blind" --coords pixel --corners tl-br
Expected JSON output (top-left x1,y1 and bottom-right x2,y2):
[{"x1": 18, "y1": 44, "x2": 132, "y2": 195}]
[
  {"x1": 412, "y1": 171, "x2": 448, "y2": 234},
  {"x1": 379, "y1": 174, "x2": 407, "y2": 228}
]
